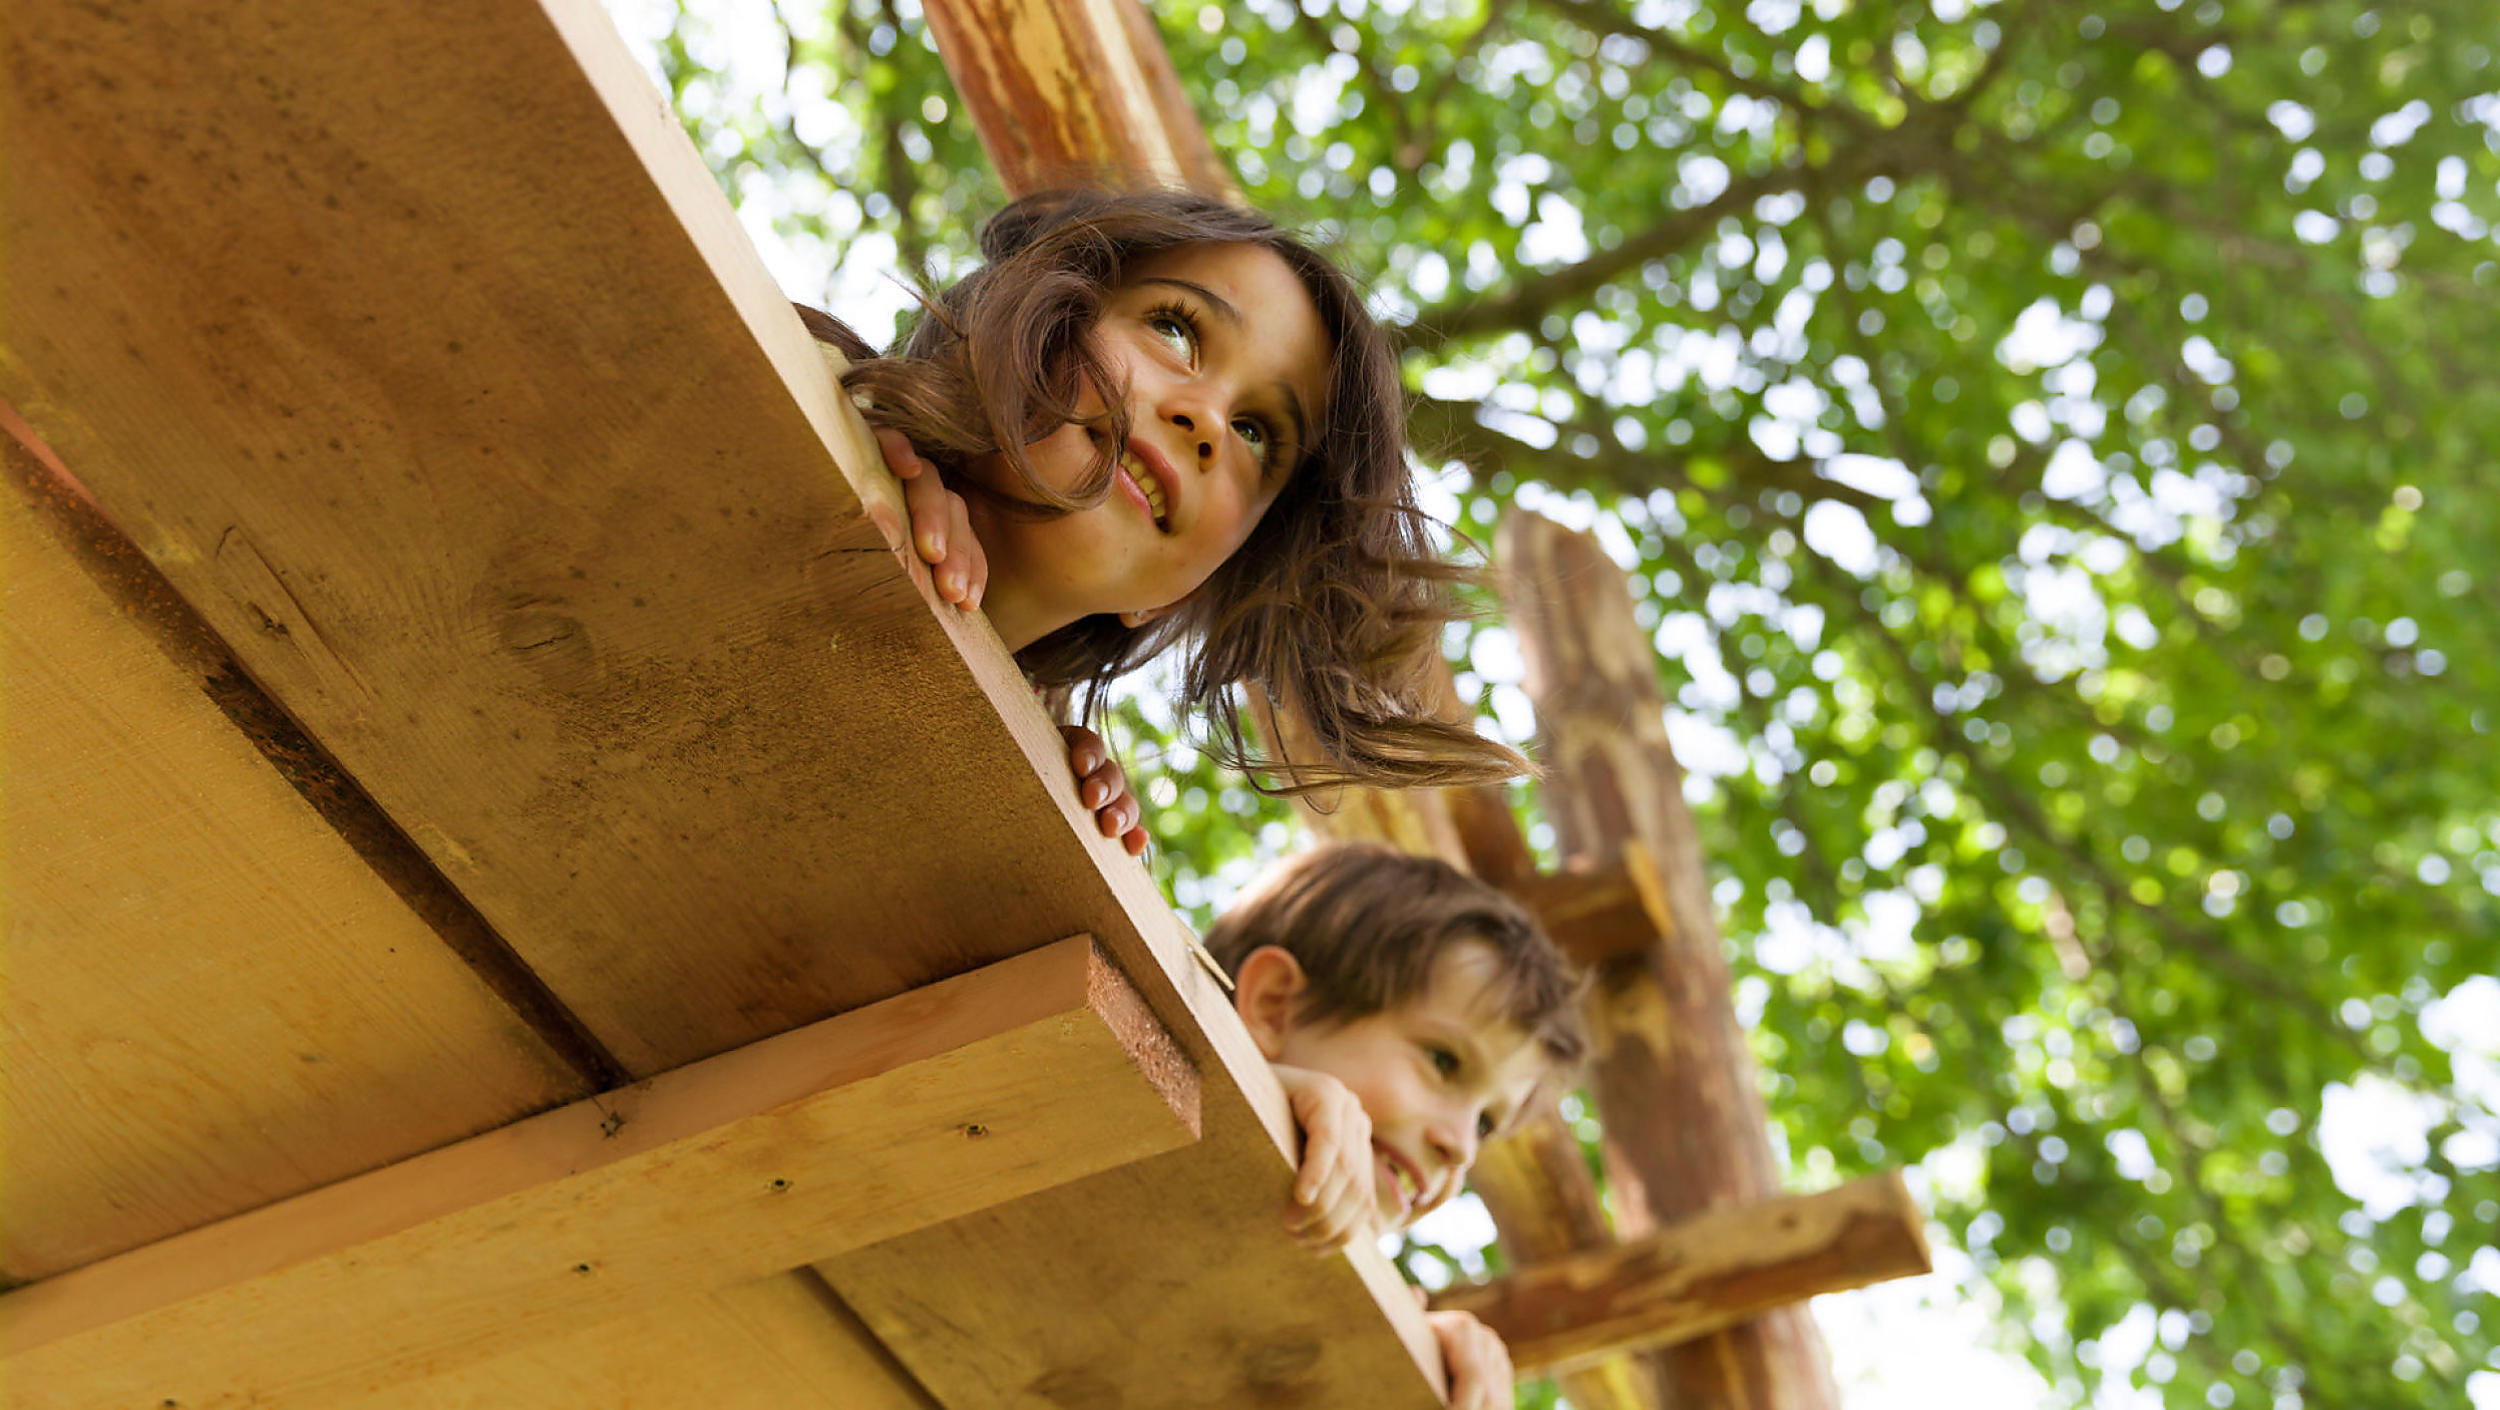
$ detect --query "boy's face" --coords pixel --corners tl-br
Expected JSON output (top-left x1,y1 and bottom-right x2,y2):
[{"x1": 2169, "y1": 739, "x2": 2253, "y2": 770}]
[{"x1": 1249, "y1": 941, "x2": 1552, "y2": 1232}]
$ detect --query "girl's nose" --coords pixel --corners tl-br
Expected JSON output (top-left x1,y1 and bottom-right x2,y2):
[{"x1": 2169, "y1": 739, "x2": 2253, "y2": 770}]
[{"x1": 1167, "y1": 409, "x2": 1216, "y2": 466}]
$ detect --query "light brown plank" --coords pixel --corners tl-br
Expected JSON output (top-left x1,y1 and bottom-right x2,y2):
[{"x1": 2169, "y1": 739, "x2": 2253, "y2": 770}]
[
  {"x1": 327, "y1": 1274, "x2": 934, "y2": 1410},
  {"x1": 2, "y1": 938, "x2": 1195, "y2": 1409},
  {"x1": 1432, "y1": 1172, "x2": 1932, "y2": 1377},
  {"x1": 821, "y1": 1081, "x2": 1442, "y2": 1410},
  {"x1": 0, "y1": 420, "x2": 586, "y2": 1282}
]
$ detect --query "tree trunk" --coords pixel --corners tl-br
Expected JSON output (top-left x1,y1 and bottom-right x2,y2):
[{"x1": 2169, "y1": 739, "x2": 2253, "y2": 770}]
[
  {"x1": 918, "y1": 0, "x2": 1235, "y2": 198},
  {"x1": 1497, "y1": 510, "x2": 1842, "y2": 1410}
]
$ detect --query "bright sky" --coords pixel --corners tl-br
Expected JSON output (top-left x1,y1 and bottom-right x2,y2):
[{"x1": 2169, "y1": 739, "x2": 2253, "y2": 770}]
[{"x1": 599, "y1": 3, "x2": 2498, "y2": 1402}]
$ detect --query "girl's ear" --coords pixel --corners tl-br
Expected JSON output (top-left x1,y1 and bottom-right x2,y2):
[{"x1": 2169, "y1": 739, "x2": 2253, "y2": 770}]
[{"x1": 1231, "y1": 945, "x2": 1308, "y2": 1060}]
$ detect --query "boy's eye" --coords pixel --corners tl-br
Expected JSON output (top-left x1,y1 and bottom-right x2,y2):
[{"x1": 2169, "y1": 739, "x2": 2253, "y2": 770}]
[
  {"x1": 1426, "y1": 1045, "x2": 1461, "y2": 1079},
  {"x1": 1478, "y1": 1111, "x2": 1499, "y2": 1141}
]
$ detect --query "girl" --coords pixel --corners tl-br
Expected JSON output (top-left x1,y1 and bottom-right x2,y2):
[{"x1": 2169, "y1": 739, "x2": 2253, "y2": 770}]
[{"x1": 802, "y1": 188, "x2": 1524, "y2": 848}]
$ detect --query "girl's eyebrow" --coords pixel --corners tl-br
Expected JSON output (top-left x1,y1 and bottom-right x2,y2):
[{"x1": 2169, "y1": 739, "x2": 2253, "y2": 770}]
[
  {"x1": 1137, "y1": 276, "x2": 1313, "y2": 464},
  {"x1": 1137, "y1": 275, "x2": 1241, "y2": 326}
]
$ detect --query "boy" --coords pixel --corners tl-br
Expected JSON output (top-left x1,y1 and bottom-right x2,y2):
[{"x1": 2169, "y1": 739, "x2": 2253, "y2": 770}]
[{"x1": 1205, "y1": 843, "x2": 1589, "y2": 1410}]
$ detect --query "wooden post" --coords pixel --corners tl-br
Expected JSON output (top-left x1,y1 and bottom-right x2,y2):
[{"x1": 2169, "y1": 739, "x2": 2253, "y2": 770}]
[{"x1": 1497, "y1": 511, "x2": 1845, "y2": 1409}]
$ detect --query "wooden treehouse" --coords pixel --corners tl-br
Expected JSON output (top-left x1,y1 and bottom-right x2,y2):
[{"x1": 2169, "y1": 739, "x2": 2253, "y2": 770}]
[{"x1": 1, "y1": 1, "x2": 1930, "y2": 1405}]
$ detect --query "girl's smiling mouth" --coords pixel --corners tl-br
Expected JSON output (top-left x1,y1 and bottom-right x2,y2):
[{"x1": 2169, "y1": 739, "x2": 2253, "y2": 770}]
[{"x1": 1116, "y1": 438, "x2": 1176, "y2": 532}]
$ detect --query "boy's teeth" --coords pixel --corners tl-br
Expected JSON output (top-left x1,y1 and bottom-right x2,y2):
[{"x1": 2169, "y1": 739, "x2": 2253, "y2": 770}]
[{"x1": 1386, "y1": 1156, "x2": 1418, "y2": 1206}]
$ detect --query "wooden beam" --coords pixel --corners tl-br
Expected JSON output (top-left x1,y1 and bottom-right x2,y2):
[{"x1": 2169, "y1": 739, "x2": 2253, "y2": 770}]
[
  {"x1": 1504, "y1": 842, "x2": 1675, "y2": 968},
  {"x1": 1433, "y1": 1172, "x2": 1932, "y2": 1378},
  {"x1": 0, "y1": 938, "x2": 1196, "y2": 1410},
  {"x1": 1499, "y1": 511, "x2": 1843, "y2": 1407}
]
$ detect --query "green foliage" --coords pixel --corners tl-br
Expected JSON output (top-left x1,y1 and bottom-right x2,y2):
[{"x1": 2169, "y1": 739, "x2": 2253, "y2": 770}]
[{"x1": 635, "y1": 0, "x2": 2500, "y2": 1402}]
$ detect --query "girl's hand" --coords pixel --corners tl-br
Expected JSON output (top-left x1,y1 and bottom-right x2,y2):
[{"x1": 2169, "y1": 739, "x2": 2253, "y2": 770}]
[
  {"x1": 1425, "y1": 1310, "x2": 1516, "y2": 1410},
  {"x1": 1060, "y1": 725, "x2": 1146, "y2": 856},
  {"x1": 1271, "y1": 1063, "x2": 1376, "y2": 1254},
  {"x1": 877, "y1": 426, "x2": 985, "y2": 610}
]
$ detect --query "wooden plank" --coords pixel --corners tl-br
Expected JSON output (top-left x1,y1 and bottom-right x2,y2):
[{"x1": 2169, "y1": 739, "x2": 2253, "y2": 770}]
[
  {"x1": 0, "y1": 414, "x2": 587, "y2": 1282},
  {"x1": 1432, "y1": 1172, "x2": 1933, "y2": 1377},
  {"x1": 326, "y1": 1274, "x2": 935, "y2": 1410},
  {"x1": 820, "y1": 1076, "x2": 1441, "y2": 1409},
  {"x1": 2, "y1": 0, "x2": 944, "y2": 1078},
  {"x1": 1, "y1": 938, "x2": 1197, "y2": 1409},
  {"x1": 1498, "y1": 510, "x2": 1842, "y2": 1407},
  {"x1": 1504, "y1": 844, "x2": 1674, "y2": 968}
]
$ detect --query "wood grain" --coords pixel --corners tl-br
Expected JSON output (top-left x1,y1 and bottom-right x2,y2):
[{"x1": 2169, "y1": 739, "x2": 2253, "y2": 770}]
[
  {"x1": 919, "y1": 0, "x2": 1236, "y2": 197},
  {"x1": 2, "y1": 938, "x2": 1196, "y2": 1409},
  {"x1": 1503, "y1": 844, "x2": 1675, "y2": 968},
  {"x1": 821, "y1": 1077, "x2": 1442, "y2": 1410},
  {"x1": 325, "y1": 1274, "x2": 936, "y2": 1410},
  {"x1": 0, "y1": 420, "x2": 586, "y2": 1282},
  {"x1": 1435, "y1": 1172, "x2": 1932, "y2": 1377}
]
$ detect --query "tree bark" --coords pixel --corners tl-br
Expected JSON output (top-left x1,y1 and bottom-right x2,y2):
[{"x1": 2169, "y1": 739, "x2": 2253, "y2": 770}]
[
  {"x1": 1497, "y1": 510, "x2": 1843, "y2": 1410},
  {"x1": 918, "y1": 0, "x2": 1235, "y2": 199}
]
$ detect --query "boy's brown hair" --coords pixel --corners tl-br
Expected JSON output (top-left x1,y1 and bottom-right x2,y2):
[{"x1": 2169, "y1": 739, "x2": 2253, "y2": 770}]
[
  {"x1": 1203, "y1": 842, "x2": 1588, "y2": 1067},
  {"x1": 802, "y1": 186, "x2": 1530, "y2": 795}
]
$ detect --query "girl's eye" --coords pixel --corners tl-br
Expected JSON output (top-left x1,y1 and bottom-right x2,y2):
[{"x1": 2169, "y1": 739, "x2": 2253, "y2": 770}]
[
  {"x1": 1426, "y1": 1046, "x2": 1461, "y2": 1079},
  {"x1": 1144, "y1": 307, "x2": 1198, "y2": 364},
  {"x1": 1478, "y1": 1111, "x2": 1499, "y2": 1141},
  {"x1": 1232, "y1": 416, "x2": 1272, "y2": 467}
]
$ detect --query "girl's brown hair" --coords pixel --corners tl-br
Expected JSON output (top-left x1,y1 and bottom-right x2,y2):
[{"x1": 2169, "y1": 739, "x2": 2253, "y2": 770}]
[{"x1": 810, "y1": 187, "x2": 1527, "y2": 792}]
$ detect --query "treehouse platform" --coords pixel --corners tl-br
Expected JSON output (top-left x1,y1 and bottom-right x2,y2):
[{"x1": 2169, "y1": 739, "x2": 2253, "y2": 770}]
[{"x1": 0, "y1": 1, "x2": 1455, "y2": 1403}]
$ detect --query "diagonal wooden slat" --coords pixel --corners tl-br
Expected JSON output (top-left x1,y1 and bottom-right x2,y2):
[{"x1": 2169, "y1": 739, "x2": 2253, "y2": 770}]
[{"x1": 2, "y1": 938, "x2": 1196, "y2": 1409}]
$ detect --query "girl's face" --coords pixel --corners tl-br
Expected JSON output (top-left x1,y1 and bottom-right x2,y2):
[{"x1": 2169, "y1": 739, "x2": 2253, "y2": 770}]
[{"x1": 962, "y1": 242, "x2": 1334, "y2": 649}]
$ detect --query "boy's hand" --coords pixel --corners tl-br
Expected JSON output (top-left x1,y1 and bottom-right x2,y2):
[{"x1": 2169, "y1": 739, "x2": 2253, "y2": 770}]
[
  {"x1": 877, "y1": 426, "x2": 985, "y2": 610},
  {"x1": 1272, "y1": 1063, "x2": 1376, "y2": 1254},
  {"x1": 1426, "y1": 1309, "x2": 1516, "y2": 1410},
  {"x1": 1060, "y1": 725, "x2": 1146, "y2": 856}
]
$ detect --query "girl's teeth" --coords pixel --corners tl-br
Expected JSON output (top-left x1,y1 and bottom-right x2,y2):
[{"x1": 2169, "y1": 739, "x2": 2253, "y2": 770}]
[{"x1": 1123, "y1": 455, "x2": 1166, "y2": 526}]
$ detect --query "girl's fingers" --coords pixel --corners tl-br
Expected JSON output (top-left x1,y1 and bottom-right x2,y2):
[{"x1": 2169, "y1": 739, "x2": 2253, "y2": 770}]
[
  {"x1": 1059, "y1": 726, "x2": 1105, "y2": 780},
  {"x1": 874, "y1": 426, "x2": 924, "y2": 479},
  {"x1": 952, "y1": 495, "x2": 987, "y2": 608}
]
